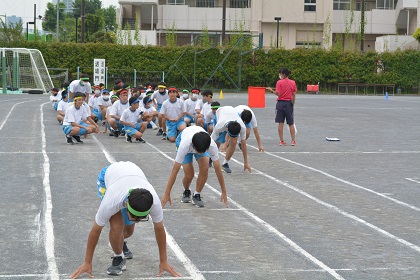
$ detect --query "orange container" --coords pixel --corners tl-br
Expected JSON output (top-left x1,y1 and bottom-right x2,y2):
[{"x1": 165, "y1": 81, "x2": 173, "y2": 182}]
[
  {"x1": 248, "y1": 86, "x2": 266, "y2": 108},
  {"x1": 307, "y1": 84, "x2": 319, "y2": 92}
]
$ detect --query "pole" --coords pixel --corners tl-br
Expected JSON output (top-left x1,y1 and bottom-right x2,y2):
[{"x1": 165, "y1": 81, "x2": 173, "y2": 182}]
[
  {"x1": 2, "y1": 49, "x2": 7, "y2": 94},
  {"x1": 75, "y1": 17, "x2": 78, "y2": 43},
  {"x1": 81, "y1": 0, "x2": 85, "y2": 43},
  {"x1": 221, "y1": 0, "x2": 226, "y2": 44},
  {"x1": 56, "y1": 0, "x2": 59, "y2": 41},
  {"x1": 26, "y1": 22, "x2": 29, "y2": 41},
  {"x1": 33, "y1": 4, "x2": 36, "y2": 40},
  {"x1": 274, "y1": 17, "x2": 281, "y2": 48},
  {"x1": 360, "y1": 0, "x2": 365, "y2": 52}
]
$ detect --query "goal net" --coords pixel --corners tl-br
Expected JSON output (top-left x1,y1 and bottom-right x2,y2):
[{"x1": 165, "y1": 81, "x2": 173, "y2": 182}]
[{"x1": 0, "y1": 48, "x2": 53, "y2": 94}]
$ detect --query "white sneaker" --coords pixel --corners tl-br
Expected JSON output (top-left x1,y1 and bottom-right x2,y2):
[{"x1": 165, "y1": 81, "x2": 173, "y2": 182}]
[{"x1": 150, "y1": 122, "x2": 158, "y2": 130}]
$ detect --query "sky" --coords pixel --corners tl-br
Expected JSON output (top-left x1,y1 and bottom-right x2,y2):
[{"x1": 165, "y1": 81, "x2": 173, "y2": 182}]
[{"x1": 0, "y1": 0, "x2": 119, "y2": 29}]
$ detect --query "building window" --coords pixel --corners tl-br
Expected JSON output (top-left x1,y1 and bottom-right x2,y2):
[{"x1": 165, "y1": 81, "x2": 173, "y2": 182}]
[
  {"x1": 304, "y1": 0, "x2": 316, "y2": 12},
  {"x1": 196, "y1": 0, "x2": 215, "y2": 7},
  {"x1": 333, "y1": 0, "x2": 351, "y2": 10},
  {"x1": 167, "y1": 0, "x2": 185, "y2": 5},
  {"x1": 230, "y1": 0, "x2": 250, "y2": 8},
  {"x1": 376, "y1": 0, "x2": 394, "y2": 10}
]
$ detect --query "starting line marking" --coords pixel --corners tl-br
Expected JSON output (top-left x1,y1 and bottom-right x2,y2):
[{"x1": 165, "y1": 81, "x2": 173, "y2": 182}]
[{"x1": 405, "y1": 178, "x2": 420, "y2": 184}]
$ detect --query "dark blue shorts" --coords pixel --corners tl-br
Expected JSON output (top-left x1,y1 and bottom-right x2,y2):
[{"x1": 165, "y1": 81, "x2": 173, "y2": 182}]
[{"x1": 275, "y1": 100, "x2": 294, "y2": 125}]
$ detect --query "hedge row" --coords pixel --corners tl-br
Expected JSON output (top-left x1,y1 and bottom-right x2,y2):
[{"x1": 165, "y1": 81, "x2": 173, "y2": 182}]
[{"x1": 4, "y1": 41, "x2": 420, "y2": 93}]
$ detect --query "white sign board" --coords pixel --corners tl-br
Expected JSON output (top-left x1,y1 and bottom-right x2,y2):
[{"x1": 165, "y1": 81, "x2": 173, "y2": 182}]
[{"x1": 93, "y1": 58, "x2": 106, "y2": 86}]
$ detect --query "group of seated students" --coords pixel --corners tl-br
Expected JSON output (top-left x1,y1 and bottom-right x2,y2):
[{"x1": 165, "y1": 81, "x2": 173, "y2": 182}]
[{"x1": 50, "y1": 75, "x2": 264, "y2": 173}]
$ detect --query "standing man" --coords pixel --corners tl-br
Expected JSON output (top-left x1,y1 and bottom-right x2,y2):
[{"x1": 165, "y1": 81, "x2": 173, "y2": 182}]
[
  {"x1": 161, "y1": 126, "x2": 229, "y2": 208},
  {"x1": 69, "y1": 161, "x2": 181, "y2": 278},
  {"x1": 69, "y1": 74, "x2": 92, "y2": 102}
]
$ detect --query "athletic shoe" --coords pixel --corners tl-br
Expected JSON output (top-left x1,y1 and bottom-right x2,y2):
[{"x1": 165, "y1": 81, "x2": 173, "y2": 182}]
[
  {"x1": 279, "y1": 141, "x2": 287, "y2": 146},
  {"x1": 291, "y1": 140, "x2": 296, "y2": 146},
  {"x1": 209, "y1": 159, "x2": 213, "y2": 168},
  {"x1": 66, "y1": 135, "x2": 74, "y2": 145},
  {"x1": 107, "y1": 256, "x2": 126, "y2": 276},
  {"x1": 126, "y1": 135, "x2": 132, "y2": 143},
  {"x1": 192, "y1": 194, "x2": 205, "y2": 207},
  {"x1": 181, "y1": 189, "x2": 191, "y2": 203},
  {"x1": 222, "y1": 163, "x2": 232, "y2": 173},
  {"x1": 111, "y1": 128, "x2": 119, "y2": 138},
  {"x1": 123, "y1": 241, "x2": 133, "y2": 259},
  {"x1": 136, "y1": 137, "x2": 146, "y2": 143},
  {"x1": 156, "y1": 128, "x2": 163, "y2": 136},
  {"x1": 58, "y1": 120, "x2": 62, "y2": 125},
  {"x1": 94, "y1": 116, "x2": 99, "y2": 123},
  {"x1": 150, "y1": 122, "x2": 158, "y2": 130},
  {"x1": 72, "y1": 135, "x2": 84, "y2": 144},
  {"x1": 120, "y1": 129, "x2": 126, "y2": 136},
  {"x1": 161, "y1": 132, "x2": 167, "y2": 140}
]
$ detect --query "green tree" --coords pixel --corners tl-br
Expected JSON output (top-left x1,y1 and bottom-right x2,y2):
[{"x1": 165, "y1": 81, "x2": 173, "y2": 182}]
[
  {"x1": 103, "y1": 6, "x2": 117, "y2": 31},
  {"x1": 413, "y1": 27, "x2": 420, "y2": 43},
  {"x1": 89, "y1": 30, "x2": 116, "y2": 43},
  {"x1": 42, "y1": 2, "x2": 66, "y2": 32},
  {"x1": 85, "y1": 13, "x2": 105, "y2": 41},
  {"x1": 72, "y1": 0, "x2": 103, "y2": 17},
  {"x1": 0, "y1": 18, "x2": 24, "y2": 43}
]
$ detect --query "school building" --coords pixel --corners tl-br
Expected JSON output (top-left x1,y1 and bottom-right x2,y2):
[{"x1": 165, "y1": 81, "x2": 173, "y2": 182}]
[{"x1": 116, "y1": 0, "x2": 420, "y2": 51}]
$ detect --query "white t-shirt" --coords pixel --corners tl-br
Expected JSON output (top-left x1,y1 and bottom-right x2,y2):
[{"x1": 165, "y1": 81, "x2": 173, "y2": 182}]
[
  {"x1": 151, "y1": 90, "x2": 169, "y2": 105},
  {"x1": 95, "y1": 161, "x2": 163, "y2": 227},
  {"x1": 160, "y1": 98, "x2": 185, "y2": 119},
  {"x1": 98, "y1": 96, "x2": 112, "y2": 108},
  {"x1": 69, "y1": 80, "x2": 92, "y2": 95},
  {"x1": 143, "y1": 105, "x2": 157, "y2": 115},
  {"x1": 184, "y1": 98, "x2": 197, "y2": 116},
  {"x1": 205, "y1": 110, "x2": 215, "y2": 125},
  {"x1": 88, "y1": 96, "x2": 101, "y2": 111},
  {"x1": 175, "y1": 126, "x2": 219, "y2": 163},
  {"x1": 235, "y1": 105, "x2": 258, "y2": 128},
  {"x1": 57, "y1": 100, "x2": 69, "y2": 114},
  {"x1": 211, "y1": 106, "x2": 246, "y2": 141},
  {"x1": 50, "y1": 94, "x2": 60, "y2": 106},
  {"x1": 120, "y1": 108, "x2": 142, "y2": 124},
  {"x1": 196, "y1": 100, "x2": 211, "y2": 122},
  {"x1": 63, "y1": 104, "x2": 89, "y2": 125},
  {"x1": 110, "y1": 100, "x2": 130, "y2": 117}
]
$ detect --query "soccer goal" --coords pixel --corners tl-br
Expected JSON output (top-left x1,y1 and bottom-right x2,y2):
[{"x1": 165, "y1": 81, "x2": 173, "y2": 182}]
[{"x1": 0, "y1": 48, "x2": 53, "y2": 94}]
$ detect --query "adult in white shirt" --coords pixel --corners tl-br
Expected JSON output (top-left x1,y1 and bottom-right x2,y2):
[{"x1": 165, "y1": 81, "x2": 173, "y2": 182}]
[
  {"x1": 69, "y1": 161, "x2": 181, "y2": 278},
  {"x1": 161, "y1": 126, "x2": 228, "y2": 208},
  {"x1": 235, "y1": 105, "x2": 264, "y2": 152},
  {"x1": 211, "y1": 106, "x2": 251, "y2": 174},
  {"x1": 69, "y1": 74, "x2": 92, "y2": 102}
]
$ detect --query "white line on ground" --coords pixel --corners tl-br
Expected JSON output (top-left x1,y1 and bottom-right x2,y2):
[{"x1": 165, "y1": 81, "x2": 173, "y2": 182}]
[
  {"x1": 226, "y1": 153, "x2": 420, "y2": 254},
  {"x1": 40, "y1": 102, "x2": 59, "y2": 280},
  {"x1": 0, "y1": 100, "x2": 34, "y2": 131},
  {"x1": 248, "y1": 144, "x2": 420, "y2": 212},
  {"x1": 146, "y1": 143, "x2": 345, "y2": 280},
  {"x1": 405, "y1": 178, "x2": 420, "y2": 184},
  {"x1": 92, "y1": 135, "x2": 205, "y2": 280}
]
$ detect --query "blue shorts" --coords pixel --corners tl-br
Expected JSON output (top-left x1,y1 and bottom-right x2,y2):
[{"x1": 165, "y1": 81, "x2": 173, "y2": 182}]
[
  {"x1": 157, "y1": 104, "x2": 162, "y2": 112},
  {"x1": 115, "y1": 119, "x2": 124, "y2": 132},
  {"x1": 244, "y1": 122, "x2": 252, "y2": 129},
  {"x1": 216, "y1": 131, "x2": 227, "y2": 144},
  {"x1": 92, "y1": 109, "x2": 102, "y2": 121},
  {"x1": 166, "y1": 119, "x2": 186, "y2": 139},
  {"x1": 53, "y1": 102, "x2": 59, "y2": 111},
  {"x1": 96, "y1": 165, "x2": 134, "y2": 226},
  {"x1": 184, "y1": 115, "x2": 195, "y2": 123},
  {"x1": 62, "y1": 122, "x2": 88, "y2": 135},
  {"x1": 175, "y1": 132, "x2": 210, "y2": 164},
  {"x1": 124, "y1": 123, "x2": 141, "y2": 136}
]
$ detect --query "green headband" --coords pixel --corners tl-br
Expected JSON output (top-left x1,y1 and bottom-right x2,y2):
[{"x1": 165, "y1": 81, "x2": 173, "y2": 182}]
[
  {"x1": 211, "y1": 105, "x2": 220, "y2": 109},
  {"x1": 126, "y1": 189, "x2": 152, "y2": 217},
  {"x1": 80, "y1": 77, "x2": 89, "y2": 81}
]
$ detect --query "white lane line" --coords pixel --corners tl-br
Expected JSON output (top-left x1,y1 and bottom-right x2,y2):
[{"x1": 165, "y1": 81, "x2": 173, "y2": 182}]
[
  {"x1": 0, "y1": 100, "x2": 34, "y2": 131},
  {"x1": 268, "y1": 151, "x2": 420, "y2": 154},
  {"x1": 40, "y1": 102, "x2": 59, "y2": 280},
  {"x1": 146, "y1": 143, "x2": 345, "y2": 280},
  {"x1": 248, "y1": 144, "x2": 420, "y2": 212},
  {"x1": 225, "y1": 155, "x2": 420, "y2": 254},
  {"x1": 405, "y1": 178, "x2": 420, "y2": 184},
  {"x1": 92, "y1": 135, "x2": 205, "y2": 280}
]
